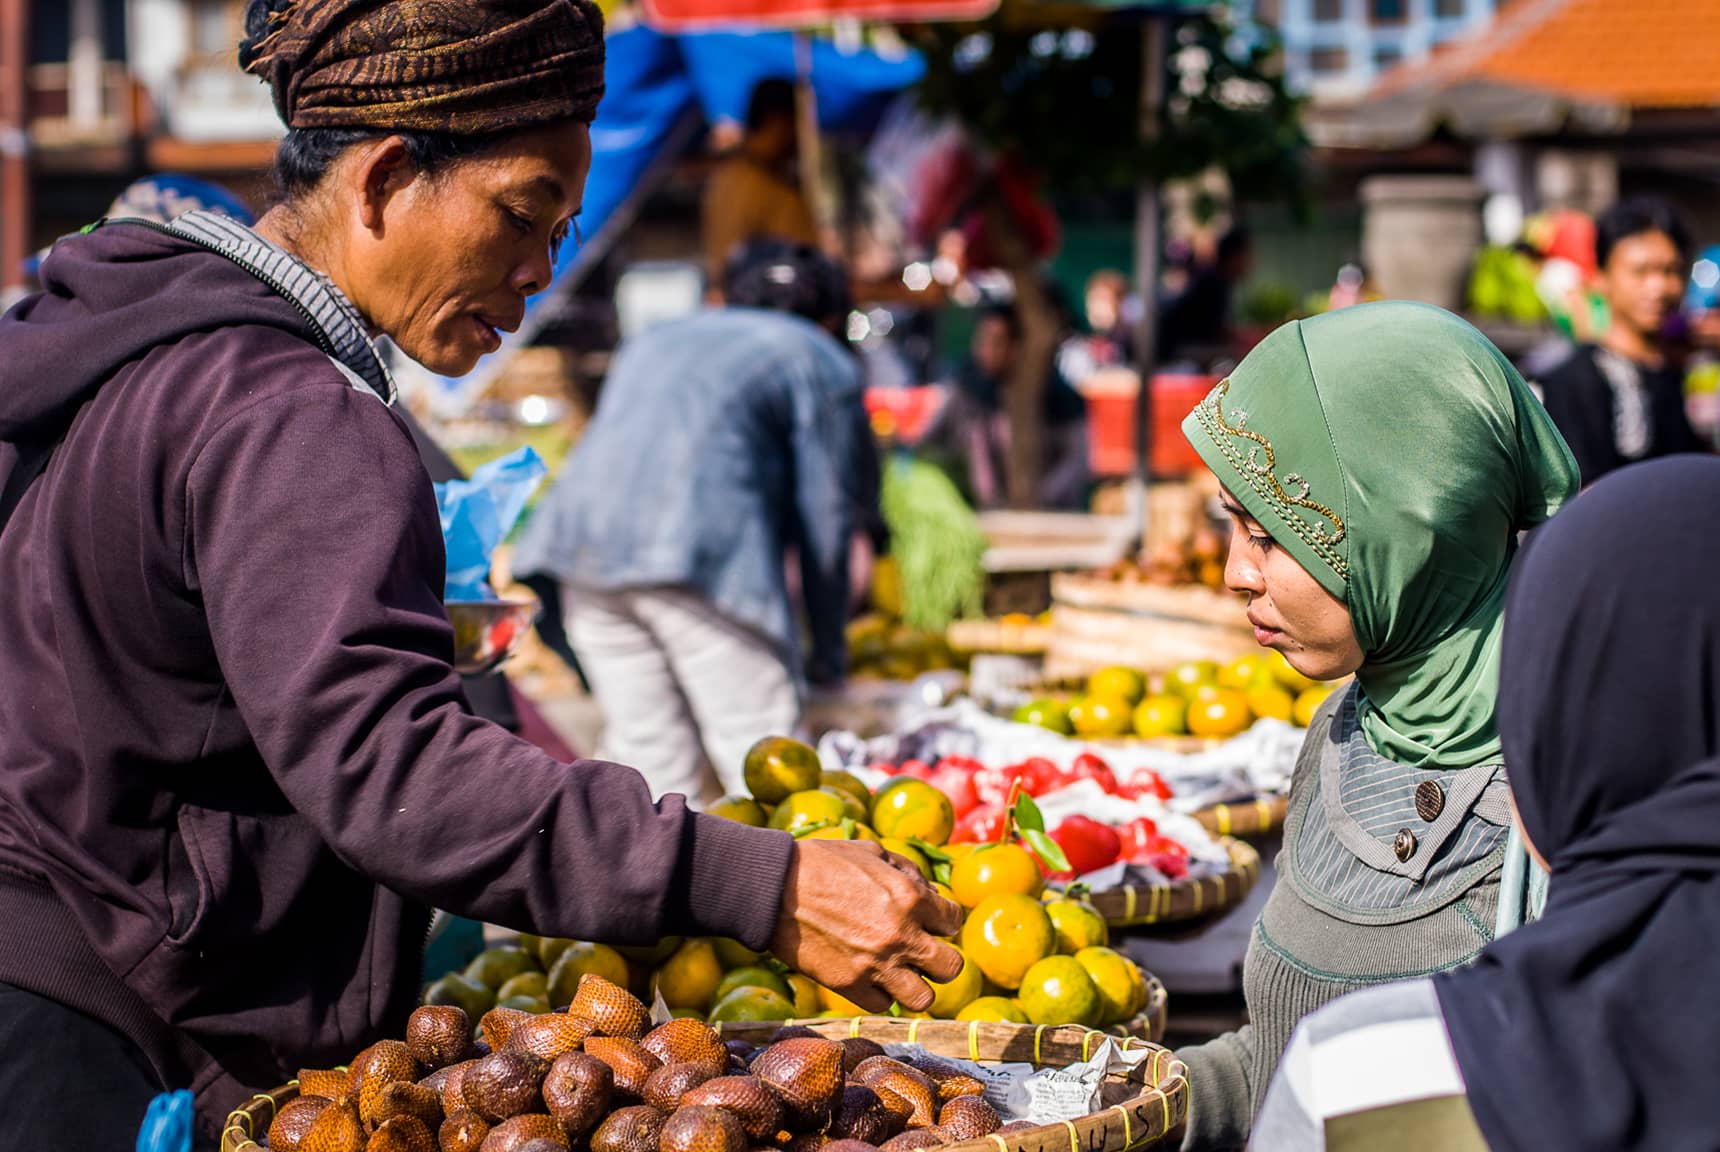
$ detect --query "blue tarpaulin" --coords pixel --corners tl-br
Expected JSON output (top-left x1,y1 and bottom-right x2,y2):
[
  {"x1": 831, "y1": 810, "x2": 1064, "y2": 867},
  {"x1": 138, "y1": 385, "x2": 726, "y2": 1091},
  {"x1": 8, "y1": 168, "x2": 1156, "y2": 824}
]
[{"x1": 420, "y1": 25, "x2": 923, "y2": 404}]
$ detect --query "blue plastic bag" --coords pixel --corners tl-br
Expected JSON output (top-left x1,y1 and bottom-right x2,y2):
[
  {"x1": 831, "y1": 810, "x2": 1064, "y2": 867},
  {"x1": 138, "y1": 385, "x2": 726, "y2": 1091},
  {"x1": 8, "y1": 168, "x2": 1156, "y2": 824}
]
[
  {"x1": 136, "y1": 1090, "x2": 193, "y2": 1152},
  {"x1": 434, "y1": 446, "x2": 548, "y2": 602}
]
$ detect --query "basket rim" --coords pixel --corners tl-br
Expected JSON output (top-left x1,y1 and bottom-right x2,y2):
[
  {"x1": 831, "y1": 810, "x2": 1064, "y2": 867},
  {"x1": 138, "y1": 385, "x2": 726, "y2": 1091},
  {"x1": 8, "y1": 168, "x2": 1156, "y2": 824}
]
[
  {"x1": 1083, "y1": 836, "x2": 1261, "y2": 928},
  {"x1": 223, "y1": 1020, "x2": 1189, "y2": 1152},
  {"x1": 1191, "y1": 795, "x2": 1288, "y2": 840}
]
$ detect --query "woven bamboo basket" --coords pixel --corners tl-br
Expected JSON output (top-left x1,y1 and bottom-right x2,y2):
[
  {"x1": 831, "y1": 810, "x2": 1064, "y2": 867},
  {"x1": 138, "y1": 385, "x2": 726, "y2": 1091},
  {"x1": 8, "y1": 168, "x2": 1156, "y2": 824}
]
[
  {"x1": 722, "y1": 1017, "x2": 1188, "y2": 1152},
  {"x1": 1043, "y1": 576, "x2": 1256, "y2": 681},
  {"x1": 222, "y1": 1021, "x2": 1188, "y2": 1152},
  {"x1": 1084, "y1": 837, "x2": 1259, "y2": 929},
  {"x1": 947, "y1": 618, "x2": 1054, "y2": 656},
  {"x1": 715, "y1": 969, "x2": 1167, "y2": 1049},
  {"x1": 1190, "y1": 795, "x2": 1287, "y2": 841}
]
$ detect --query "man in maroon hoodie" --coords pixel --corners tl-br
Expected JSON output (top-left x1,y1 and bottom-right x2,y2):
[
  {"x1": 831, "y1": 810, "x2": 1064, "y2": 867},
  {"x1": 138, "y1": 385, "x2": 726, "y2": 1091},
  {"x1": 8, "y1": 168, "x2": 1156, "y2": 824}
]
[{"x1": 0, "y1": 1, "x2": 959, "y2": 1144}]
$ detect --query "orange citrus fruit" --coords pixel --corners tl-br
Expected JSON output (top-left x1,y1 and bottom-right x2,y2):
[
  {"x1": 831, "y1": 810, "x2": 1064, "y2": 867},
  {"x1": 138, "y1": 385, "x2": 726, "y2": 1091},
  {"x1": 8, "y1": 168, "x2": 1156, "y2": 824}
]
[
  {"x1": 1294, "y1": 684, "x2": 1337, "y2": 727},
  {"x1": 956, "y1": 996, "x2": 1029, "y2": 1024},
  {"x1": 1044, "y1": 895, "x2": 1109, "y2": 953},
  {"x1": 820, "y1": 770, "x2": 872, "y2": 813},
  {"x1": 1268, "y1": 648, "x2": 1318, "y2": 693},
  {"x1": 1164, "y1": 660, "x2": 1220, "y2": 698},
  {"x1": 770, "y1": 787, "x2": 854, "y2": 832},
  {"x1": 880, "y1": 837, "x2": 933, "y2": 880},
  {"x1": 1086, "y1": 666, "x2": 1147, "y2": 707},
  {"x1": 707, "y1": 794, "x2": 769, "y2": 826},
  {"x1": 950, "y1": 843, "x2": 1045, "y2": 908},
  {"x1": 959, "y1": 893, "x2": 1055, "y2": 990},
  {"x1": 1016, "y1": 955, "x2": 1101, "y2": 1027},
  {"x1": 1186, "y1": 687, "x2": 1252, "y2": 738},
  {"x1": 1132, "y1": 694, "x2": 1188, "y2": 738},
  {"x1": 1069, "y1": 694, "x2": 1134, "y2": 739},
  {"x1": 870, "y1": 778, "x2": 955, "y2": 846},
  {"x1": 1246, "y1": 684, "x2": 1295, "y2": 723},
  {"x1": 816, "y1": 983, "x2": 866, "y2": 1017},
  {"x1": 1074, "y1": 946, "x2": 1149, "y2": 1025},
  {"x1": 1012, "y1": 698, "x2": 1075, "y2": 735},
  {"x1": 709, "y1": 987, "x2": 797, "y2": 1024},
  {"x1": 744, "y1": 736, "x2": 823, "y2": 804},
  {"x1": 652, "y1": 938, "x2": 725, "y2": 1011},
  {"x1": 925, "y1": 948, "x2": 985, "y2": 1019},
  {"x1": 546, "y1": 942, "x2": 630, "y2": 1009}
]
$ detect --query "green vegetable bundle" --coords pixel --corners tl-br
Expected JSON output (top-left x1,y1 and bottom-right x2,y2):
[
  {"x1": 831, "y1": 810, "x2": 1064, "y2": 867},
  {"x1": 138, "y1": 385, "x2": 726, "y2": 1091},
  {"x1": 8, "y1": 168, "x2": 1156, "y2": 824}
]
[{"x1": 881, "y1": 455, "x2": 987, "y2": 631}]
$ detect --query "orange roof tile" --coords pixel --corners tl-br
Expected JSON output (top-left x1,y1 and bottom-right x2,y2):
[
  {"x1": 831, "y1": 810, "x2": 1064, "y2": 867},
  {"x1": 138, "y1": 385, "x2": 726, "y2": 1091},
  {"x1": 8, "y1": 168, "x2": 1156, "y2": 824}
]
[{"x1": 1376, "y1": 0, "x2": 1720, "y2": 109}]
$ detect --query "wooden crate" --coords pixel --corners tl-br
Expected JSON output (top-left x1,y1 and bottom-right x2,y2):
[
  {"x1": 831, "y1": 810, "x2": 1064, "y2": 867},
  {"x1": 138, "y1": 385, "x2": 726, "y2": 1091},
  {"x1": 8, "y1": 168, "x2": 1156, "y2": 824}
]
[{"x1": 1045, "y1": 574, "x2": 1257, "y2": 680}]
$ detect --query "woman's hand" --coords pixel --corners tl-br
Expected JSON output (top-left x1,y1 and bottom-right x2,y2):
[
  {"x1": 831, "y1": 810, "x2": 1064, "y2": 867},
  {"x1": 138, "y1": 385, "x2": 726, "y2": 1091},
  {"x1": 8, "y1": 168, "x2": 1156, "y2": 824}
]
[{"x1": 769, "y1": 839, "x2": 964, "y2": 1012}]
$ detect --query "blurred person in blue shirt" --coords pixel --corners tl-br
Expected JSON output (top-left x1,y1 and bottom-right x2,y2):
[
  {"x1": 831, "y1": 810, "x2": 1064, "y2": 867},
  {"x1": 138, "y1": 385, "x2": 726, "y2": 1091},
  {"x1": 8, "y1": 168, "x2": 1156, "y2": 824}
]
[{"x1": 515, "y1": 241, "x2": 879, "y2": 803}]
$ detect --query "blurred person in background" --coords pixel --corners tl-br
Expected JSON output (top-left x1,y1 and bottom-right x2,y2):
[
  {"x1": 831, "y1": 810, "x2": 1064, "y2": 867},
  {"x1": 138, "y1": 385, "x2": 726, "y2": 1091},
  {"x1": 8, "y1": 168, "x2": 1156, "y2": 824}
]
[
  {"x1": 702, "y1": 78, "x2": 819, "y2": 299},
  {"x1": 922, "y1": 303, "x2": 1089, "y2": 511},
  {"x1": 1058, "y1": 268, "x2": 1136, "y2": 387},
  {"x1": 1160, "y1": 226, "x2": 1253, "y2": 366},
  {"x1": 514, "y1": 240, "x2": 879, "y2": 804},
  {"x1": 1536, "y1": 197, "x2": 1705, "y2": 486}
]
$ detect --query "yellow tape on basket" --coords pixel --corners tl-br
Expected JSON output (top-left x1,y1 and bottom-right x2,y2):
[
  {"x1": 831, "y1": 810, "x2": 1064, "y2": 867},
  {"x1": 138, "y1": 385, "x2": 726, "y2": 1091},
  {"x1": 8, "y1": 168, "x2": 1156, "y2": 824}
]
[
  {"x1": 968, "y1": 1020, "x2": 981, "y2": 1062},
  {"x1": 1256, "y1": 799, "x2": 1273, "y2": 827},
  {"x1": 1114, "y1": 1102, "x2": 1132, "y2": 1149},
  {"x1": 907, "y1": 1019, "x2": 922, "y2": 1044},
  {"x1": 1062, "y1": 1118, "x2": 1080, "y2": 1152},
  {"x1": 1215, "y1": 805, "x2": 1232, "y2": 836},
  {"x1": 987, "y1": 1136, "x2": 1009, "y2": 1152},
  {"x1": 850, "y1": 1019, "x2": 864, "y2": 1039},
  {"x1": 1033, "y1": 1024, "x2": 1048, "y2": 1065}
]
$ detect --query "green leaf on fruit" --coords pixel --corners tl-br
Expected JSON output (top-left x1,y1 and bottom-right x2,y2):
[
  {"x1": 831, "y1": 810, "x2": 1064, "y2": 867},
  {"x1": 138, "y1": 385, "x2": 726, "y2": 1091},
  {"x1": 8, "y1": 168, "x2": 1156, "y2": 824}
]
[
  {"x1": 1013, "y1": 792, "x2": 1046, "y2": 835},
  {"x1": 791, "y1": 821, "x2": 835, "y2": 839},
  {"x1": 1023, "y1": 828, "x2": 1071, "y2": 874},
  {"x1": 911, "y1": 838, "x2": 952, "y2": 862},
  {"x1": 932, "y1": 861, "x2": 953, "y2": 886}
]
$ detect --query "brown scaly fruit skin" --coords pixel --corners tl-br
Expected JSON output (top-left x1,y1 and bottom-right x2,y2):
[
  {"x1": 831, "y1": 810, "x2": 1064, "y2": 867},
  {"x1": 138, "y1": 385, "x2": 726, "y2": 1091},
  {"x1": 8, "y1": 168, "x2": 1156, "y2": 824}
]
[
  {"x1": 366, "y1": 1114, "x2": 436, "y2": 1152},
  {"x1": 570, "y1": 975, "x2": 650, "y2": 1041},
  {"x1": 418, "y1": 1066, "x2": 454, "y2": 1097},
  {"x1": 462, "y1": 1050, "x2": 551, "y2": 1123},
  {"x1": 406, "y1": 1005, "x2": 471, "y2": 1071},
  {"x1": 749, "y1": 1037, "x2": 844, "y2": 1131},
  {"x1": 660, "y1": 1105, "x2": 749, "y2": 1152},
  {"x1": 642, "y1": 1061, "x2": 719, "y2": 1113},
  {"x1": 838, "y1": 1040, "x2": 886, "y2": 1077},
  {"x1": 479, "y1": 1114, "x2": 571, "y2": 1151},
  {"x1": 268, "y1": 1096, "x2": 331, "y2": 1151},
  {"x1": 831, "y1": 1085, "x2": 902, "y2": 1146},
  {"x1": 355, "y1": 1041, "x2": 423, "y2": 1129},
  {"x1": 878, "y1": 1128, "x2": 952, "y2": 1152},
  {"x1": 861, "y1": 1069, "x2": 937, "y2": 1131},
  {"x1": 590, "y1": 1104, "x2": 668, "y2": 1152},
  {"x1": 299, "y1": 1068, "x2": 351, "y2": 1102},
  {"x1": 439, "y1": 1061, "x2": 478, "y2": 1117},
  {"x1": 299, "y1": 1098, "x2": 365, "y2": 1152},
  {"x1": 439, "y1": 1109, "x2": 492, "y2": 1152},
  {"x1": 584, "y1": 1035, "x2": 663, "y2": 1100},
  {"x1": 725, "y1": 1041, "x2": 758, "y2": 1066},
  {"x1": 481, "y1": 1007, "x2": 535, "y2": 1053},
  {"x1": 541, "y1": 1050, "x2": 614, "y2": 1137},
  {"x1": 680, "y1": 1075, "x2": 785, "y2": 1143},
  {"x1": 373, "y1": 1080, "x2": 443, "y2": 1131},
  {"x1": 783, "y1": 1134, "x2": 830, "y2": 1152},
  {"x1": 935, "y1": 1097, "x2": 1000, "y2": 1141},
  {"x1": 510, "y1": 1142, "x2": 569, "y2": 1152},
  {"x1": 641, "y1": 1018, "x2": 729, "y2": 1077},
  {"x1": 824, "y1": 1141, "x2": 884, "y2": 1152},
  {"x1": 904, "y1": 1058, "x2": 985, "y2": 1104},
  {"x1": 506, "y1": 1013, "x2": 597, "y2": 1063},
  {"x1": 770, "y1": 1026, "x2": 823, "y2": 1043}
]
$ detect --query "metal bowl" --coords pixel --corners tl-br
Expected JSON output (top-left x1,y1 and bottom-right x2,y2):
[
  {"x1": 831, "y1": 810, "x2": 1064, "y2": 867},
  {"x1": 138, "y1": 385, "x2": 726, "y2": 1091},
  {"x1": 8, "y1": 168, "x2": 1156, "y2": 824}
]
[{"x1": 445, "y1": 598, "x2": 541, "y2": 676}]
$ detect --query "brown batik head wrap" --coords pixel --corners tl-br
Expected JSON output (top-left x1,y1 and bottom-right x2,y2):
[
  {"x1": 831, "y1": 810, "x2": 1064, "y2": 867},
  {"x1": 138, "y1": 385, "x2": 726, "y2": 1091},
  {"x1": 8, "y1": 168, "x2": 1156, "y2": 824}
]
[{"x1": 239, "y1": 0, "x2": 607, "y2": 135}]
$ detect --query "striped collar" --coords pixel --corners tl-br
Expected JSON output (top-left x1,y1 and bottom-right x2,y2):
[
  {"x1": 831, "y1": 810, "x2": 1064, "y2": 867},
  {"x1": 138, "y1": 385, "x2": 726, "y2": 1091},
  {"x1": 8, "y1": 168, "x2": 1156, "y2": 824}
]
[{"x1": 161, "y1": 211, "x2": 397, "y2": 406}]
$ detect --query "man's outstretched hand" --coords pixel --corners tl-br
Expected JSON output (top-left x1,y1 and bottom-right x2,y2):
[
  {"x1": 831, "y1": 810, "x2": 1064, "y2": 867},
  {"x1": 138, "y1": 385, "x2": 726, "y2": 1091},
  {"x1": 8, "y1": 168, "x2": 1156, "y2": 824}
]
[{"x1": 769, "y1": 839, "x2": 965, "y2": 1013}]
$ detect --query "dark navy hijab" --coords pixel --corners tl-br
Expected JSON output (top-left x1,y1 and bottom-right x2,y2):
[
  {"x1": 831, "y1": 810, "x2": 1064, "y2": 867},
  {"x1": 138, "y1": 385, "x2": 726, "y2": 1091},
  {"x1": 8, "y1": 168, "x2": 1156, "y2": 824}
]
[{"x1": 1435, "y1": 455, "x2": 1720, "y2": 1151}]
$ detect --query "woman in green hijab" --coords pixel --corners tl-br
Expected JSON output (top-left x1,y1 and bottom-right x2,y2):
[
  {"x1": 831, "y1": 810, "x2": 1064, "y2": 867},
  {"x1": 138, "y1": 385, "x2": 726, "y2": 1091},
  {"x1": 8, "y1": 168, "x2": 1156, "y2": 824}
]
[{"x1": 1173, "y1": 301, "x2": 1578, "y2": 1151}]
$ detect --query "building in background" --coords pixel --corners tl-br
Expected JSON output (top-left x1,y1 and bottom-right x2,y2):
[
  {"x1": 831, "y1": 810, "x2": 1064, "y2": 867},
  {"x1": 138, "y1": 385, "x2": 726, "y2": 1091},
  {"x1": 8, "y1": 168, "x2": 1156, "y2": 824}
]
[
  {"x1": 1236, "y1": 0, "x2": 1495, "y2": 101},
  {"x1": 1, "y1": 0, "x2": 279, "y2": 301}
]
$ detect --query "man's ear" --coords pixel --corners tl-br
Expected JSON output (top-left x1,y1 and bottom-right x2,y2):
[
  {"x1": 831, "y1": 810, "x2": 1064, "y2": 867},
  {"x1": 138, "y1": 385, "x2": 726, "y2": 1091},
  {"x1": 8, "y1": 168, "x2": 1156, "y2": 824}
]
[{"x1": 350, "y1": 136, "x2": 416, "y2": 233}]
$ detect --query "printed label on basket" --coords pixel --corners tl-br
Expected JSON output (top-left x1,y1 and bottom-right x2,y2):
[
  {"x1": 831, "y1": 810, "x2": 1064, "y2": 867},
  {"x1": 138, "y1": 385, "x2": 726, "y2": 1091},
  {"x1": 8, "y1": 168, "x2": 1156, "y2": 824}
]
[{"x1": 1010, "y1": 1039, "x2": 1157, "y2": 1124}]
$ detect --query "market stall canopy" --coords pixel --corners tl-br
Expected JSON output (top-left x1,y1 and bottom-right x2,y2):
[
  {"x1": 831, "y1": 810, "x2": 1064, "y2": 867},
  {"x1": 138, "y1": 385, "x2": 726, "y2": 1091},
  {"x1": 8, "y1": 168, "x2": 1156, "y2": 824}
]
[
  {"x1": 1307, "y1": 0, "x2": 1720, "y2": 149},
  {"x1": 412, "y1": 23, "x2": 924, "y2": 409}
]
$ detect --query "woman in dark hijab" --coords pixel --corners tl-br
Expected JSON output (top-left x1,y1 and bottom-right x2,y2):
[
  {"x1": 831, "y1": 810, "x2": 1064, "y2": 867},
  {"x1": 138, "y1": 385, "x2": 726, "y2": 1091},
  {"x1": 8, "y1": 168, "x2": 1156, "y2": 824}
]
[
  {"x1": 0, "y1": 2, "x2": 959, "y2": 1143},
  {"x1": 1254, "y1": 454, "x2": 1720, "y2": 1150}
]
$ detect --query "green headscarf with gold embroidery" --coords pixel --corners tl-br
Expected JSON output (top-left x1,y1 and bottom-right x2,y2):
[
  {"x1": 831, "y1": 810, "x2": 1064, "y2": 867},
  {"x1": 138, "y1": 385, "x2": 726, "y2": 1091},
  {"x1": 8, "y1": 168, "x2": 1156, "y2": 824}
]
[{"x1": 1182, "y1": 302, "x2": 1579, "y2": 769}]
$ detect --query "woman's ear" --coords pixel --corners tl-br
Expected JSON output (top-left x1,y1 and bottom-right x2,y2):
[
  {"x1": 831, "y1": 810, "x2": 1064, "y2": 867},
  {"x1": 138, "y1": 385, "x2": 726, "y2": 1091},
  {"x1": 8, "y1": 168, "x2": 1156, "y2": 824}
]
[{"x1": 350, "y1": 136, "x2": 416, "y2": 233}]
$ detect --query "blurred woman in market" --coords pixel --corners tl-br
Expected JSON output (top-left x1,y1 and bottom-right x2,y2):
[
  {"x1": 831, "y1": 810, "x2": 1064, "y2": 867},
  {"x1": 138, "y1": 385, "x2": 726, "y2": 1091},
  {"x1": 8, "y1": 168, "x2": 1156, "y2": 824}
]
[
  {"x1": 1253, "y1": 456, "x2": 1720, "y2": 1152},
  {"x1": 1173, "y1": 301, "x2": 1579, "y2": 1150},
  {"x1": 0, "y1": 2, "x2": 960, "y2": 1144}
]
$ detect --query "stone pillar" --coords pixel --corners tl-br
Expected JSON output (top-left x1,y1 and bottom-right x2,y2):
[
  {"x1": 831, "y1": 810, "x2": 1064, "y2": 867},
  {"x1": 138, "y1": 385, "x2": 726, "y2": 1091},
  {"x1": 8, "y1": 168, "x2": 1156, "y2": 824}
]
[{"x1": 1360, "y1": 175, "x2": 1483, "y2": 312}]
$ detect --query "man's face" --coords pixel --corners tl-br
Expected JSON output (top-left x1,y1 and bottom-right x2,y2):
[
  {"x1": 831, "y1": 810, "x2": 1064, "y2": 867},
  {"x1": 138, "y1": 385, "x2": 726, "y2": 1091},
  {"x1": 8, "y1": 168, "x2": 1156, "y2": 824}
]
[
  {"x1": 1599, "y1": 230, "x2": 1686, "y2": 342},
  {"x1": 972, "y1": 316, "x2": 1016, "y2": 379}
]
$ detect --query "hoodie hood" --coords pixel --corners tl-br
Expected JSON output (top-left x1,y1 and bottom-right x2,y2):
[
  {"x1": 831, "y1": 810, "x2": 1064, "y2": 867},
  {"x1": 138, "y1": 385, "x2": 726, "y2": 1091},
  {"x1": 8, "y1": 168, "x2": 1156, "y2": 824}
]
[{"x1": 0, "y1": 216, "x2": 391, "y2": 444}]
